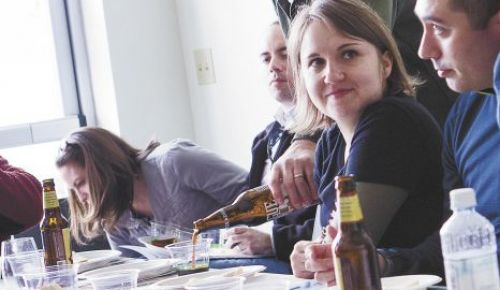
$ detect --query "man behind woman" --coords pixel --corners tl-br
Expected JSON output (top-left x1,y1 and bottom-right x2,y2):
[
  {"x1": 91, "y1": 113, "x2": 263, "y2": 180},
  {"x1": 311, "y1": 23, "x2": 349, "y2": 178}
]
[{"x1": 223, "y1": 21, "x2": 316, "y2": 262}]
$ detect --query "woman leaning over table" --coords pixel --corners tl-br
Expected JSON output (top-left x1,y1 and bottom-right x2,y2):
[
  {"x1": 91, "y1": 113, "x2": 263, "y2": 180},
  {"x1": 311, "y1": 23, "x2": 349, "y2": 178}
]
[
  {"x1": 287, "y1": 0, "x2": 444, "y2": 283},
  {"x1": 55, "y1": 127, "x2": 248, "y2": 256}
]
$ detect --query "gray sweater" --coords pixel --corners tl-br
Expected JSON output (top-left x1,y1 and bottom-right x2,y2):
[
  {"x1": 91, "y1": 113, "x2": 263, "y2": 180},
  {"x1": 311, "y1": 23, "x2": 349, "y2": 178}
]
[{"x1": 106, "y1": 139, "x2": 248, "y2": 255}]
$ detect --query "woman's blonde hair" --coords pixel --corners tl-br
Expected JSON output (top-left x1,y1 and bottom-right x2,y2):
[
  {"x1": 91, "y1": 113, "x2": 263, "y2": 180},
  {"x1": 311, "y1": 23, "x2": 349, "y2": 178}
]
[
  {"x1": 288, "y1": 0, "x2": 416, "y2": 134},
  {"x1": 55, "y1": 127, "x2": 159, "y2": 244}
]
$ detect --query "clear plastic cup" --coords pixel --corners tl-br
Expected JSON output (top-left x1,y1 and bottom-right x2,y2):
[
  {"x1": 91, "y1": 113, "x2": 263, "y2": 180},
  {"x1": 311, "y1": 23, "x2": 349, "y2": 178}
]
[
  {"x1": 22, "y1": 263, "x2": 77, "y2": 290},
  {"x1": 87, "y1": 269, "x2": 140, "y2": 290},
  {"x1": 165, "y1": 238, "x2": 211, "y2": 276},
  {"x1": 146, "y1": 221, "x2": 179, "y2": 247},
  {"x1": 1, "y1": 237, "x2": 38, "y2": 289},
  {"x1": 185, "y1": 276, "x2": 244, "y2": 290},
  {"x1": 174, "y1": 229, "x2": 198, "y2": 242},
  {"x1": 7, "y1": 249, "x2": 45, "y2": 274}
]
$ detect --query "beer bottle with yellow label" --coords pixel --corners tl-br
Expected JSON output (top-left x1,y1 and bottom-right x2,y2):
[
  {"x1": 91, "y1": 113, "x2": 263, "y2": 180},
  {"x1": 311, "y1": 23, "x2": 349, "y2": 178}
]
[
  {"x1": 332, "y1": 175, "x2": 381, "y2": 290},
  {"x1": 40, "y1": 178, "x2": 72, "y2": 265}
]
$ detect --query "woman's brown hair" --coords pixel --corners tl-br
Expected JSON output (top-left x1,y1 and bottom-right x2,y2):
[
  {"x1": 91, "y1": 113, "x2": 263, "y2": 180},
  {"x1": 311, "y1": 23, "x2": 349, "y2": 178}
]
[
  {"x1": 55, "y1": 127, "x2": 159, "y2": 243},
  {"x1": 288, "y1": 0, "x2": 416, "y2": 134}
]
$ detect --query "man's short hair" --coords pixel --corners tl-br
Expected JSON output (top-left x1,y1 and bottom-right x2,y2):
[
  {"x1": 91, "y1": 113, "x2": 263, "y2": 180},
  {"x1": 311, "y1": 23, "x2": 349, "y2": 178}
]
[{"x1": 449, "y1": 0, "x2": 499, "y2": 29}]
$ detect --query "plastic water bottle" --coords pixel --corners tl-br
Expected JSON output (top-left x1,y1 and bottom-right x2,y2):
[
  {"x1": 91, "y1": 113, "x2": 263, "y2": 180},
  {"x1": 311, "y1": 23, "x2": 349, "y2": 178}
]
[{"x1": 440, "y1": 188, "x2": 500, "y2": 290}]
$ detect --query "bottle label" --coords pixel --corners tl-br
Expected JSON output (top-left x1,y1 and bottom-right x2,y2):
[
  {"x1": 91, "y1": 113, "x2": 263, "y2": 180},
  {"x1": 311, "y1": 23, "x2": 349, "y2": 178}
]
[
  {"x1": 339, "y1": 195, "x2": 363, "y2": 222},
  {"x1": 62, "y1": 227, "x2": 72, "y2": 262},
  {"x1": 445, "y1": 252, "x2": 500, "y2": 290},
  {"x1": 220, "y1": 209, "x2": 230, "y2": 228},
  {"x1": 264, "y1": 200, "x2": 292, "y2": 221},
  {"x1": 43, "y1": 190, "x2": 60, "y2": 209}
]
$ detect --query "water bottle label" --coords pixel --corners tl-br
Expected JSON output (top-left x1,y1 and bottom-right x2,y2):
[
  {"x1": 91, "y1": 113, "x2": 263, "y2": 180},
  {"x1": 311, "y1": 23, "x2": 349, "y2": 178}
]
[{"x1": 445, "y1": 253, "x2": 500, "y2": 290}]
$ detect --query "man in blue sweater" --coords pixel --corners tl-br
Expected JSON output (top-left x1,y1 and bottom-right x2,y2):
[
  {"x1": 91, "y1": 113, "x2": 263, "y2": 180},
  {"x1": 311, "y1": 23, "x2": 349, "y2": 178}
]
[
  {"x1": 378, "y1": 0, "x2": 500, "y2": 277},
  {"x1": 296, "y1": 0, "x2": 500, "y2": 284}
]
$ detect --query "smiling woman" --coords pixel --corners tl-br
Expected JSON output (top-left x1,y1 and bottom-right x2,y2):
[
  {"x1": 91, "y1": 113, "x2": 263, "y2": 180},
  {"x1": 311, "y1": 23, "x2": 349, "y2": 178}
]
[{"x1": 286, "y1": 0, "x2": 445, "y2": 284}]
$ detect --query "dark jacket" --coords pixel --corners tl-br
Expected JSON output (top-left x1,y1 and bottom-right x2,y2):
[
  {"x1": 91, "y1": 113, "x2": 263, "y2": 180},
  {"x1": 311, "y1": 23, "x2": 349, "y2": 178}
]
[{"x1": 247, "y1": 121, "x2": 316, "y2": 262}]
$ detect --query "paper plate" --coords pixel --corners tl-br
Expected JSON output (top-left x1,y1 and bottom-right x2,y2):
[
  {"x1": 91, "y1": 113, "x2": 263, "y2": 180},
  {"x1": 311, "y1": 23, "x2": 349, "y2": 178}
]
[
  {"x1": 74, "y1": 250, "x2": 122, "y2": 273},
  {"x1": 79, "y1": 259, "x2": 178, "y2": 281},
  {"x1": 381, "y1": 275, "x2": 442, "y2": 290},
  {"x1": 209, "y1": 247, "x2": 269, "y2": 259},
  {"x1": 152, "y1": 265, "x2": 266, "y2": 289}
]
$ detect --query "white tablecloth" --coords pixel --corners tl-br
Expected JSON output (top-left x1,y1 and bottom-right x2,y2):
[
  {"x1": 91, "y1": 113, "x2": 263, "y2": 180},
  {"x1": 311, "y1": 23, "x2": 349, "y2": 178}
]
[{"x1": 0, "y1": 273, "x2": 328, "y2": 290}]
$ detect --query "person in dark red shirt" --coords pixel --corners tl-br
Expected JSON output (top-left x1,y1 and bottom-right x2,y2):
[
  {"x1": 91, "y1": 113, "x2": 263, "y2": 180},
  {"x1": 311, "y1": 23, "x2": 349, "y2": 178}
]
[{"x1": 0, "y1": 155, "x2": 43, "y2": 241}]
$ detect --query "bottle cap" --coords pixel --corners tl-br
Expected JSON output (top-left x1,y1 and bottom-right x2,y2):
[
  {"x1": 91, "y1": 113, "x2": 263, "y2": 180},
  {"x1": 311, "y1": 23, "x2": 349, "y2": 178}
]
[
  {"x1": 42, "y1": 178, "x2": 54, "y2": 185},
  {"x1": 450, "y1": 188, "x2": 476, "y2": 209}
]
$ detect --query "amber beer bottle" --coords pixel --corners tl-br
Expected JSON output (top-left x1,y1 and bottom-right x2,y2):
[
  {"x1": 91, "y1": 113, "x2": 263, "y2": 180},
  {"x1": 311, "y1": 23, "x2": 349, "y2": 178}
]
[
  {"x1": 194, "y1": 185, "x2": 310, "y2": 232},
  {"x1": 332, "y1": 175, "x2": 381, "y2": 290},
  {"x1": 40, "y1": 178, "x2": 73, "y2": 265}
]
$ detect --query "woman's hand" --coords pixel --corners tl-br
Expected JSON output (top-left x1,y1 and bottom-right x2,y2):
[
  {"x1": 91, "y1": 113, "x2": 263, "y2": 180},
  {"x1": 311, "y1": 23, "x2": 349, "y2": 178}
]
[
  {"x1": 305, "y1": 243, "x2": 336, "y2": 285},
  {"x1": 290, "y1": 240, "x2": 317, "y2": 279}
]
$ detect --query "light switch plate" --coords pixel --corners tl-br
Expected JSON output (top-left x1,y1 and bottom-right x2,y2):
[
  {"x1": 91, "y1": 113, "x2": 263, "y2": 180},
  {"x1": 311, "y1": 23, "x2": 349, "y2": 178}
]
[{"x1": 193, "y1": 48, "x2": 216, "y2": 85}]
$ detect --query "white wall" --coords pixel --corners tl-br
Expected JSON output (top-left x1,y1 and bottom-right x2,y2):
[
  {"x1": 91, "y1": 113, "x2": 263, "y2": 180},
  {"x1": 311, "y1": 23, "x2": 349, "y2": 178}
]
[
  {"x1": 81, "y1": 0, "x2": 280, "y2": 168},
  {"x1": 176, "y1": 0, "x2": 279, "y2": 167},
  {"x1": 81, "y1": 0, "x2": 195, "y2": 147},
  {"x1": 79, "y1": 0, "x2": 120, "y2": 134}
]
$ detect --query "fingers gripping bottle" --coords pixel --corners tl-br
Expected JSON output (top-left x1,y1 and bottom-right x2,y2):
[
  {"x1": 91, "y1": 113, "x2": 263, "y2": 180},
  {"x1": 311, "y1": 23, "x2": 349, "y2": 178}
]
[{"x1": 440, "y1": 188, "x2": 500, "y2": 290}]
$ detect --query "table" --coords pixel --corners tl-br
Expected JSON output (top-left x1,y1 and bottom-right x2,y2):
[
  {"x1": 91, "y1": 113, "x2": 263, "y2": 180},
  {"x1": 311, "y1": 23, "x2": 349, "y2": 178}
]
[
  {"x1": 0, "y1": 272, "x2": 324, "y2": 289},
  {"x1": 0, "y1": 274, "x2": 449, "y2": 289}
]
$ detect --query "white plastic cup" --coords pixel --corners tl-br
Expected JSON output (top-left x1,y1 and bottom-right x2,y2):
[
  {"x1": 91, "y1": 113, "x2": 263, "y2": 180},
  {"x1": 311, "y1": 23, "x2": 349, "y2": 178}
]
[{"x1": 87, "y1": 269, "x2": 140, "y2": 290}]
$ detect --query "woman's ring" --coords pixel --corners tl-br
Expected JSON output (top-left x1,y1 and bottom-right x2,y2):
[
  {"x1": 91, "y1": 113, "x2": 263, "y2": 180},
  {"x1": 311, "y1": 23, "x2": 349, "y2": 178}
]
[{"x1": 294, "y1": 173, "x2": 304, "y2": 178}]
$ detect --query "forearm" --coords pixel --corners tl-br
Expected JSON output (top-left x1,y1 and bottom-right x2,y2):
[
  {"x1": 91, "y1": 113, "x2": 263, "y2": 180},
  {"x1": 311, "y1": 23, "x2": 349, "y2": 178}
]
[{"x1": 379, "y1": 231, "x2": 444, "y2": 277}]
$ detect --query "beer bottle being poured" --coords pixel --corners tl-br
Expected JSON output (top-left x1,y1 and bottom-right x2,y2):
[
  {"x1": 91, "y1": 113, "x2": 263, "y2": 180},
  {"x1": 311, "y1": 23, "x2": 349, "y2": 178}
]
[
  {"x1": 193, "y1": 185, "x2": 317, "y2": 233},
  {"x1": 40, "y1": 178, "x2": 73, "y2": 265},
  {"x1": 332, "y1": 175, "x2": 381, "y2": 290}
]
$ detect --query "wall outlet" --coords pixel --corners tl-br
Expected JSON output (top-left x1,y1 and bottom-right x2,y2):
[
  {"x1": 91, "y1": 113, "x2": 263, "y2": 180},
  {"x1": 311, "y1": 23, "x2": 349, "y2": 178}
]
[{"x1": 193, "y1": 48, "x2": 216, "y2": 85}]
